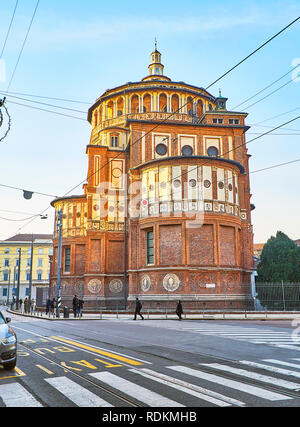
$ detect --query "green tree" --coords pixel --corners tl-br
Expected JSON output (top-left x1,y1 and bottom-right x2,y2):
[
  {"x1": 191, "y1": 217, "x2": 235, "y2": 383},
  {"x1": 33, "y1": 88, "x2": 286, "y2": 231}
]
[{"x1": 257, "y1": 231, "x2": 300, "y2": 282}]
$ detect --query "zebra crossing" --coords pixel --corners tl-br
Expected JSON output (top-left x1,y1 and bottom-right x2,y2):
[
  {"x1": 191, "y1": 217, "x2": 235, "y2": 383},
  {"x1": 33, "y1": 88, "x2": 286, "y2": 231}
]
[
  {"x1": 1, "y1": 357, "x2": 300, "y2": 407},
  {"x1": 179, "y1": 324, "x2": 300, "y2": 350}
]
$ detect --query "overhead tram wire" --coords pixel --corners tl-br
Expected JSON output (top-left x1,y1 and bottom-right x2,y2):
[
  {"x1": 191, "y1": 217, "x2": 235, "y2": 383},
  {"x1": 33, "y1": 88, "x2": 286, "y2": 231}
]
[
  {"x1": 14, "y1": 16, "x2": 300, "y2": 233},
  {"x1": 6, "y1": 0, "x2": 40, "y2": 92},
  {"x1": 6, "y1": 100, "x2": 87, "y2": 121},
  {"x1": 232, "y1": 64, "x2": 300, "y2": 110},
  {"x1": 0, "y1": 90, "x2": 91, "y2": 105},
  {"x1": 0, "y1": 92, "x2": 87, "y2": 114},
  {"x1": 242, "y1": 78, "x2": 294, "y2": 110},
  {"x1": 251, "y1": 106, "x2": 300, "y2": 126},
  {"x1": 0, "y1": 0, "x2": 19, "y2": 59}
]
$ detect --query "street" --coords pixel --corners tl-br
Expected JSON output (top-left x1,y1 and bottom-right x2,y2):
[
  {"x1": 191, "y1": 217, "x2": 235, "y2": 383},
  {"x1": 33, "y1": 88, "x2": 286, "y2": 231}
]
[{"x1": 1, "y1": 306, "x2": 300, "y2": 407}]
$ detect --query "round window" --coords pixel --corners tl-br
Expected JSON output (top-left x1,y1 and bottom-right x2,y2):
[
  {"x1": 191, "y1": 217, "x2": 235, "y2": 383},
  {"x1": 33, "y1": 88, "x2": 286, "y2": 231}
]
[
  {"x1": 207, "y1": 146, "x2": 219, "y2": 157},
  {"x1": 189, "y1": 179, "x2": 197, "y2": 188},
  {"x1": 204, "y1": 180, "x2": 211, "y2": 188},
  {"x1": 218, "y1": 181, "x2": 224, "y2": 189},
  {"x1": 228, "y1": 183, "x2": 233, "y2": 191},
  {"x1": 181, "y1": 145, "x2": 193, "y2": 156},
  {"x1": 155, "y1": 143, "x2": 167, "y2": 156},
  {"x1": 173, "y1": 179, "x2": 181, "y2": 188}
]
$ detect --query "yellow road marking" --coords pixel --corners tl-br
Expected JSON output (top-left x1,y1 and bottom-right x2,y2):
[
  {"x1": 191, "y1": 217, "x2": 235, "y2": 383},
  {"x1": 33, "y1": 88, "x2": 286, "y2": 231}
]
[
  {"x1": 50, "y1": 336, "x2": 142, "y2": 366},
  {"x1": 94, "y1": 358, "x2": 122, "y2": 368},
  {"x1": 36, "y1": 365, "x2": 54, "y2": 375},
  {"x1": 0, "y1": 367, "x2": 26, "y2": 379}
]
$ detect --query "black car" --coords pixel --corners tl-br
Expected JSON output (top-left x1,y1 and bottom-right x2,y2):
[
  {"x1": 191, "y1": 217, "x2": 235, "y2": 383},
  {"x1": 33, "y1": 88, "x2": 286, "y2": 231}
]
[{"x1": 0, "y1": 311, "x2": 17, "y2": 370}]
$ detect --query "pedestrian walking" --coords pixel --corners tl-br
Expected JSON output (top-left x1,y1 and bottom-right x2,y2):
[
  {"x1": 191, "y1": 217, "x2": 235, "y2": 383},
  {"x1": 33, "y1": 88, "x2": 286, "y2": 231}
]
[
  {"x1": 72, "y1": 295, "x2": 79, "y2": 318},
  {"x1": 31, "y1": 298, "x2": 36, "y2": 314},
  {"x1": 46, "y1": 298, "x2": 51, "y2": 316},
  {"x1": 50, "y1": 298, "x2": 56, "y2": 316},
  {"x1": 176, "y1": 300, "x2": 183, "y2": 320},
  {"x1": 24, "y1": 297, "x2": 29, "y2": 314},
  {"x1": 19, "y1": 298, "x2": 23, "y2": 312},
  {"x1": 77, "y1": 298, "x2": 84, "y2": 318},
  {"x1": 133, "y1": 297, "x2": 144, "y2": 320}
]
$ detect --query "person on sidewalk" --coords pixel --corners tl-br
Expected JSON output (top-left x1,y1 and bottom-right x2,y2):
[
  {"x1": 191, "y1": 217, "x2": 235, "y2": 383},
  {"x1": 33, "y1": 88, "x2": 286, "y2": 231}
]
[
  {"x1": 133, "y1": 297, "x2": 144, "y2": 320},
  {"x1": 24, "y1": 297, "x2": 29, "y2": 314},
  {"x1": 77, "y1": 298, "x2": 84, "y2": 318},
  {"x1": 72, "y1": 295, "x2": 79, "y2": 318},
  {"x1": 19, "y1": 298, "x2": 23, "y2": 312},
  {"x1": 176, "y1": 300, "x2": 183, "y2": 320},
  {"x1": 46, "y1": 298, "x2": 51, "y2": 316}
]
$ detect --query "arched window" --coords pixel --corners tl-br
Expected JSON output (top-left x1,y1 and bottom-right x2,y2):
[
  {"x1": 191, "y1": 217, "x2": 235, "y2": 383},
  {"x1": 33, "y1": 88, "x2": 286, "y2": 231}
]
[
  {"x1": 159, "y1": 93, "x2": 167, "y2": 112},
  {"x1": 171, "y1": 94, "x2": 179, "y2": 113},
  {"x1": 111, "y1": 134, "x2": 119, "y2": 147},
  {"x1": 94, "y1": 110, "x2": 98, "y2": 126},
  {"x1": 187, "y1": 97, "x2": 193, "y2": 116},
  {"x1": 107, "y1": 101, "x2": 114, "y2": 119},
  {"x1": 143, "y1": 94, "x2": 151, "y2": 112},
  {"x1": 131, "y1": 95, "x2": 139, "y2": 113},
  {"x1": 117, "y1": 97, "x2": 124, "y2": 116},
  {"x1": 196, "y1": 100, "x2": 203, "y2": 117}
]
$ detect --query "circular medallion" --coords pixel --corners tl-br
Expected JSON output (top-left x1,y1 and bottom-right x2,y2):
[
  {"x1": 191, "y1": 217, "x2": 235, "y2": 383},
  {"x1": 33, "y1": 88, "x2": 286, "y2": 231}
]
[
  {"x1": 88, "y1": 279, "x2": 102, "y2": 294},
  {"x1": 74, "y1": 281, "x2": 84, "y2": 295},
  {"x1": 140, "y1": 275, "x2": 151, "y2": 292},
  {"x1": 109, "y1": 279, "x2": 123, "y2": 294},
  {"x1": 163, "y1": 274, "x2": 180, "y2": 292},
  {"x1": 218, "y1": 181, "x2": 224, "y2": 189},
  {"x1": 112, "y1": 168, "x2": 122, "y2": 179}
]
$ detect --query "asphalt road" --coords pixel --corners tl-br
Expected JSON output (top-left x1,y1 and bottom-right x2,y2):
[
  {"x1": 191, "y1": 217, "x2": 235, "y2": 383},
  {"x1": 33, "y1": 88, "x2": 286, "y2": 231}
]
[{"x1": 1, "y1": 305, "x2": 300, "y2": 409}]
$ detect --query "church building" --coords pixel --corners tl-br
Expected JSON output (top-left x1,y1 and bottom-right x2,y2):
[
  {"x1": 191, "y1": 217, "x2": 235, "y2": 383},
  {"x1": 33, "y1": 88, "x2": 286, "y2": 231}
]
[{"x1": 50, "y1": 45, "x2": 254, "y2": 310}]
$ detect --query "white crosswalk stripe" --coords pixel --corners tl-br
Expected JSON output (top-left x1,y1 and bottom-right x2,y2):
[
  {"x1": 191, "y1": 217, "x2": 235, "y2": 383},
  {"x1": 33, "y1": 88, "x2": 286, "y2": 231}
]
[
  {"x1": 239, "y1": 360, "x2": 300, "y2": 381},
  {"x1": 89, "y1": 371, "x2": 184, "y2": 407},
  {"x1": 0, "y1": 382, "x2": 43, "y2": 407},
  {"x1": 167, "y1": 365, "x2": 292, "y2": 401},
  {"x1": 129, "y1": 367, "x2": 245, "y2": 407},
  {"x1": 45, "y1": 376, "x2": 113, "y2": 407},
  {"x1": 201, "y1": 363, "x2": 300, "y2": 390}
]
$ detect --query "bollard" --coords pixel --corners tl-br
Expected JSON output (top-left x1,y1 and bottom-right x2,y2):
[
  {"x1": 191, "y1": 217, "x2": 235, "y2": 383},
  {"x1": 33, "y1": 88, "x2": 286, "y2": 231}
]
[{"x1": 147, "y1": 309, "x2": 149, "y2": 320}]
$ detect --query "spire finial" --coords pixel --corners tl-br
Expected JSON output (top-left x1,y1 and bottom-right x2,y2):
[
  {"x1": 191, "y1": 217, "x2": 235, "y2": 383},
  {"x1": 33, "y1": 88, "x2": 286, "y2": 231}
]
[
  {"x1": 154, "y1": 37, "x2": 157, "y2": 50},
  {"x1": 219, "y1": 88, "x2": 222, "y2": 97}
]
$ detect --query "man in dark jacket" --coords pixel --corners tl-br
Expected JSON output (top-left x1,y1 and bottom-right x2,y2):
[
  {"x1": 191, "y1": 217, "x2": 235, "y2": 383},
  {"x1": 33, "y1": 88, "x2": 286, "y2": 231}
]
[
  {"x1": 133, "y1": 297, "x2": 144, "y2": 320},
  {"x1": 77, "y1": 298, "x2": 84, "y2": 318},
  {"x1": 176, "y1": 300, "x2": 183, "y2": 320},
  {"x1": 72, "y1": 295, "x2": 79, "y2": 318}
]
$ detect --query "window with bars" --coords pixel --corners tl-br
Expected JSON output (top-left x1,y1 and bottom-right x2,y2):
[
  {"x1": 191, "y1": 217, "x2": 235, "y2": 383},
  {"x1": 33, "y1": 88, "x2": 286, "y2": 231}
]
[
  {"x1": 147, "y1": 230, "x2": 154, "y2": 265},
  {"x1": 64, "y1": 247, "x2": 71, "y2": 273}
]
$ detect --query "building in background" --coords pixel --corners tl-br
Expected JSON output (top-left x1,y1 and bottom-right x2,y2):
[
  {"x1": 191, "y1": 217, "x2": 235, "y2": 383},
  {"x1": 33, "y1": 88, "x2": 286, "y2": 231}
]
[
  {"x1": 0, "y1": 234, "x2": 53, "y2": 304},
  {"x1": 50, "y1": 46, "x2": 254, "y2": 310}
]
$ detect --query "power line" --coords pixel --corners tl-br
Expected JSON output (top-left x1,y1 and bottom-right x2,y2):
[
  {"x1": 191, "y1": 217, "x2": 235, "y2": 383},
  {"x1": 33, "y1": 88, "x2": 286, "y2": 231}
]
[
  {"x1": 252, "y1": 106, "x2": 300, "y2": 126},
  {"x1": 0, "y1": 90, "x2": 91, "y2": 105},
  {"x1": 0, "y1": 0, "x2": 19, "y2": 58},
  {"x1": 0, "y1": 183, "x2": 58, "y2": 198},
  {"x1": 232, "y1": 64, "x2": 300, "y2": 110},
  {"x1": 0, "y1": 92, "x2": 87, "y2": 114},
  {"x1": 242, "y1": 78, "x2": 294, "y2": 110},
  {"x1": 205, "y1": 16, "x2": 300, "y2": 90},
  {"x1": 249, "y1": 158, "x2": 300, "y2": 175},
  {"x1": 6, "y1": 99, "x2": 87, "y2": 121},
  {"x1": 6, "y1": 0, "x2": 40, "y2": 91}
]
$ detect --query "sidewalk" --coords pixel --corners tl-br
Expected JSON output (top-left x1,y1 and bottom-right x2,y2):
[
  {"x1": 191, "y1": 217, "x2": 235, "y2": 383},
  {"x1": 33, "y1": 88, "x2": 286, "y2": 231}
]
[{"x1": 6, "y1": 308, "x2": 300, "y2": 321}]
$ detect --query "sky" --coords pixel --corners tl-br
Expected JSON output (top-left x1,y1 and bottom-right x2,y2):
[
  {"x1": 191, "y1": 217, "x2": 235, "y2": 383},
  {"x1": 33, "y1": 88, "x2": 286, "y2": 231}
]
[{"x1": 0, "y1": 0, "x2": 299, "y2": 243}]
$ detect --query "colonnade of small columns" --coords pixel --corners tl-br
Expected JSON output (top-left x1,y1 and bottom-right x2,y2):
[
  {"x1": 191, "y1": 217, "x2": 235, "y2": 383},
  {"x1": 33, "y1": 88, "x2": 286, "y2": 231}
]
[{"x1": 93, "y1": 92, "x2": 214, "y2": 127}]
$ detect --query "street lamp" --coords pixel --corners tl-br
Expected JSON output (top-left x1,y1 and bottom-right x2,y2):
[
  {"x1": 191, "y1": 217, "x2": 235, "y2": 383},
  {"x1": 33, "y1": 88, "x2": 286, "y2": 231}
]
[{"x1": 56, "y1": 209, "x2": 63, "y2": 318}]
